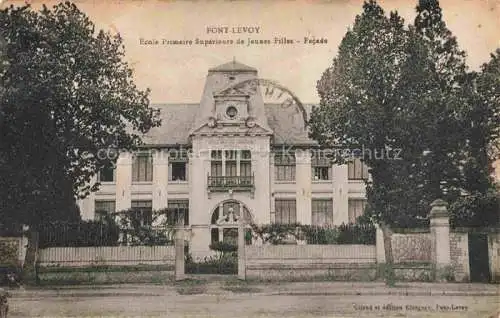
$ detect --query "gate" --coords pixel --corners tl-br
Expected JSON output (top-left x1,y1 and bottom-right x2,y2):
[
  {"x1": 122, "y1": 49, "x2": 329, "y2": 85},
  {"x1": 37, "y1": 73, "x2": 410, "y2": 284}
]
[{"x1": 468, "y1": 232, "x2": 491, "y2": 282}]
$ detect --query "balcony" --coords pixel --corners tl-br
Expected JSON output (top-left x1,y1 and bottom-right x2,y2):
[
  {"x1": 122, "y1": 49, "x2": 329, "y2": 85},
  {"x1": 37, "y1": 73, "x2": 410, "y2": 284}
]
[{"x1": 207, "y1": 175, "x2": 255, "y2": 193}]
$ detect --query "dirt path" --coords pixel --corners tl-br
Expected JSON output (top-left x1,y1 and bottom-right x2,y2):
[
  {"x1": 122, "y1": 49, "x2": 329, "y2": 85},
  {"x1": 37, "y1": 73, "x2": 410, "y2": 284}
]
[{"x1": 5, "y1": 281, "x2": 500, "y2": 317}]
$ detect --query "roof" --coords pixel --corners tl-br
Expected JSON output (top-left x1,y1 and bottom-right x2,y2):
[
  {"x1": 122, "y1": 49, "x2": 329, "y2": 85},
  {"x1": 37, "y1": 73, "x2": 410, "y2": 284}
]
[
  {"x1": 140, "y1": 103, "x2": 317, "y2": 146},
  {"x1": 141, "y1": 104, "x2": 198, "y2": 146},
  {"x1": 209, "y1": 60, "x2": 257, "y2": 73},
  {"x1": 265, "y1": 103, "x2": 316, "y2": 145}
]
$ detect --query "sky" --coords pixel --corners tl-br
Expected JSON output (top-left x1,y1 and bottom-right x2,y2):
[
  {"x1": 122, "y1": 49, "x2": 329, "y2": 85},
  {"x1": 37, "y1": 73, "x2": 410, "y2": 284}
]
[{"x1": 3, "y1": 0, "x2": 499, "y2": 104}]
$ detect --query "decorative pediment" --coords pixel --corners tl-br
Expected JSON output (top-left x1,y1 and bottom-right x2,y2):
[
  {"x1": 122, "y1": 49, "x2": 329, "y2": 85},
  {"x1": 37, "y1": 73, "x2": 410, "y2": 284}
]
[
  {"x1": 190, "y1": 61, "x2": 272, "y2": 138},
  {"x1": 190, "y1": 121, "x2": 273, "y2": 137},
  {"x1": 214, "y1": 85, "x2": 253, "y2": 97}
]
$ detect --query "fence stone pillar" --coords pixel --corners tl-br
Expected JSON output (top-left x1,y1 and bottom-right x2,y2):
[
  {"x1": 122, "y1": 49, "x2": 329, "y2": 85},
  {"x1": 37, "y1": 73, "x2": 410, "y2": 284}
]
[
  {"x1": 175, "y1": 214, "x2": 185, "y2": 281},
  {"x1": 238, "y1": 220, "x2": 246, "y2": 280},
  {"x1": 19, "y1": 225, "x2": 29, "y2": 268},
  {"x1": 488, "y1": 232, "x2": 500, "y2": 283},
  {"x1": 430, "y1": 199, "x2": 451, "y2": 277},
  {"x1": 374, "y1": 224, "x2": 386, "y2": 264}
]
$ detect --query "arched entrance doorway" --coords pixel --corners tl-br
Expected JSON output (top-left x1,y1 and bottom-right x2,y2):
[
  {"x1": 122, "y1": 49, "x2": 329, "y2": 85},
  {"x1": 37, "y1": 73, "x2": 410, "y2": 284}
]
[{"x1": 210, "y1": 200, "x2": 253, "y2": 245}]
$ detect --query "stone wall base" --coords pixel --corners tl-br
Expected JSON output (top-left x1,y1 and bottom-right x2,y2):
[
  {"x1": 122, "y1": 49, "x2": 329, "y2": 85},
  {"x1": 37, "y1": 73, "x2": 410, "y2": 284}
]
[
  {"x1": 393, "y1": 265, "x2": 434, "y2": 282},
  {"x1": 246, "y1": 264, "x2": 377, "y2": 281},
  {"x1": 38, "y1": 269, "x2": 174, "y2": 285},
  {"x1": 245, "y1": 263, "x2": 439, "y2": 282}
]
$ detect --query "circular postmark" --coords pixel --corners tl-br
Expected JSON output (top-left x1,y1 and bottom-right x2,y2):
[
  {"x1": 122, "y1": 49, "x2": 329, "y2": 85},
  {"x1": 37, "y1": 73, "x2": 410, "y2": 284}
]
[{"x1": 218, "y1": 78, "x2": 308, "y2": 145}]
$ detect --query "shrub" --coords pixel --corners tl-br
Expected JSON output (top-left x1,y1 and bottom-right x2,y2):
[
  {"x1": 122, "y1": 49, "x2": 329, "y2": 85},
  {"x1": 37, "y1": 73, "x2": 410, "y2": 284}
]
[
  {"x1": 185, "y1": 242, "x2": 238, "y2": 275},
  {"x1": 250, "y1": 223, "x2": 376, "y2": 245},
  {"x1": 0, "y1": 288, "x2": 9, "y2": 315},
  {"x1": 250, "y1": 223, "x2": 301, "y2": 244},
  {"x1": 185, "y1": 255, "x2": 237, "y2": 275},
  {"x1": 301, "y1": 226, "x2": 339, "y2": 244},
  {"x1": 0, "y1": 241, "x2": 17, "y2": 266},
  {"x1": 337, "y1": 223, "x2": 376, "y2": 245},
  {"x1": 119, "y1": 227, "x2": 173, "y2": 246},
  {"x1": 114, "y1": 208, "x2": 175, "y2": 246},
  {"x1": 209, "y1": 241, "x2": 237, "y2": 255}
]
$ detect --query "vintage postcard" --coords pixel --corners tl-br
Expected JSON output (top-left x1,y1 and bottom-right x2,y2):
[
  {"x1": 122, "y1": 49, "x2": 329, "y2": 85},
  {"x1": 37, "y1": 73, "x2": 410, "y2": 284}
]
[{"x1": 0, "y1": 0, "x2": 499, "y2": 317}]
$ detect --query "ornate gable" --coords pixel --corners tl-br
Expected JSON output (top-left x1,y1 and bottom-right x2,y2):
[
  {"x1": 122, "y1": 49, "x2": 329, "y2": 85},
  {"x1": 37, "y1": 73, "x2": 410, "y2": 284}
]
[
  {"x1": 190, "y1": 121, "x2": 272, "y2": 137},
  {"x1": 214, "y1": 85, "x2": 251, "y2": 97},
  {"x1": 189, "y1": 60, "x2": 272, "y2": 138}
]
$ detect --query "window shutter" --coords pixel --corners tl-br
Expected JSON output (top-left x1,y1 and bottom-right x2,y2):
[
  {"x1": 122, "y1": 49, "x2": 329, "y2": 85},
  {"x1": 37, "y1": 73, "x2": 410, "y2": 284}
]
[
  {"x1": 132, "y1": 156, "x2": 138, "y2": 182},
  {"x1": 147, "y1": 156, "x2": 153, "y2": 181},
  {"x1": 139, "y1": 157, "x2": 146, "y2": 181}
]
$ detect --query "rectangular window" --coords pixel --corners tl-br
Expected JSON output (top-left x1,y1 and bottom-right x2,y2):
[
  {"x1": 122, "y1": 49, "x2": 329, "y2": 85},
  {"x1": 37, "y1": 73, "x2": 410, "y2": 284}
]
[
  {"x1": 211, "y1": 150, "x2": 223, "y2": 177},
  {"x1": 241, "y1": 150, "x2": 251, "y2": 160},
  {"x1": 131, "y1": 200, "x2": 153, "y2": 226},
  {"x1": 225, "y1": 150, "x2": 237, "y2": 177},
  {"x1": 211, "y1": 228, "x2": 219, "y2": 244},
  {"x1": 274, "y1": 199, "x2": 297, "y2": 224},
  {"x1": 98, "y1": 166, "x2": 115, "y2": 182},
  {"x1": 211, "y1": 150, "x2": 222, "y2": 160},
  {"x1": 167, "y1": 199, "x2": 189, "y2": 226},
  {"x1": 94, "y1": 200, "x2": 115, "y2": 221},
  {"x1": 348, "y1": 158, "x2": 369, "y2": 180},
  {"x1": 169, "y1": 151, "x2": 188, "y2": 181},
  {"x1": 240, "y1": 162, "x2": 251, "y2": 176},
  {"x1": 313, "y1": 167, "x2": 330, "y2": 181},
  {"x1": 225, "y1": 150, "x2": 237, "y2": 160},
  {"x1": 311, "y1": 199, "x2": 333, "y2": 225},
  {"x1": 312, "y1": 155, "x2": 331, "y2": 181},
  {"x1": 211, "y1": 161, "x2": 223, "y2": 177},
  {"x1": 132, "y1": 153, "x2": 153, "y2": 182},
  {"x1": 169, "y1": 162, "x2": 187, "y2": 181},
  {"x1": 348, "y1": 199, "x2": 367, "y2": 223},
  {"x1": 209, "y1": 150, "x2": 252, "y2": 178},
  {"x1": 274, "y1": 151, "x2": 296, "y2": 181},
  {"x1": 240, "y1": 150, "x2": 252, "y2": 177},
  {"x1": 225, "y1": 161, "x2": 237, "y2": 177}
]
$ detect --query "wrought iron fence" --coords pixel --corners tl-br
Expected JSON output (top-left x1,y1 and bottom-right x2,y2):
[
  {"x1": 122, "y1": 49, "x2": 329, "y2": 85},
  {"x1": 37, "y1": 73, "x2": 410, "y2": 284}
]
[
  {"x1": 301, "y1": 223, "x2": 376, "y2": 245},
  {"x1": 118, "y1": 226, "x2": 174, "y2": 246},
  {"x1": 37, "y1": 221, "x2": 174, "y2": 248},
  {"x1": 207, "y1": 175, "x2": 254, "y2": 191},
  {"x1": 250, "y1": 223, "x2": 376, "y2": 245}
]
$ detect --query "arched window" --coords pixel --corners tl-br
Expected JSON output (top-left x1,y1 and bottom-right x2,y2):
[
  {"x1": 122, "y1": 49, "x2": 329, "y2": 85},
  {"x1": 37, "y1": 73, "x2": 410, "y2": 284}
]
[
  {"x1": 210, "y1": 200, "x2": 253, "y2": 244},
  {"x1": 210, "y1": 200, "x2": 253, "y2": 225}
]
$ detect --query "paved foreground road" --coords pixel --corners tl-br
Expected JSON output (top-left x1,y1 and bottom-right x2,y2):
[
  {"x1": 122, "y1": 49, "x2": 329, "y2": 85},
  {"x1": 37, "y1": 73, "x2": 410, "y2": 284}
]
[{"x1": 6, "y1": 282, "x2": 500, "y2": 318}]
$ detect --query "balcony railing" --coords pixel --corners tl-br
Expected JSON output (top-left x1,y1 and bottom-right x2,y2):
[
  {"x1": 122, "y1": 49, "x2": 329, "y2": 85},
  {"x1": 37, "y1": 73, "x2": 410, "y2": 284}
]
[{"x1": 207, "y1": 175, "x2": 255, "y2": 192}]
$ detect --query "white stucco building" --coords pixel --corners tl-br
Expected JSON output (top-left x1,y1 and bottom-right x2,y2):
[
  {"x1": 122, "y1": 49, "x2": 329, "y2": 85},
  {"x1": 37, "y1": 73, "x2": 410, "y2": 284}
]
[{"x1": 77, "y1": 61, "x2": 369, "y2": 257}]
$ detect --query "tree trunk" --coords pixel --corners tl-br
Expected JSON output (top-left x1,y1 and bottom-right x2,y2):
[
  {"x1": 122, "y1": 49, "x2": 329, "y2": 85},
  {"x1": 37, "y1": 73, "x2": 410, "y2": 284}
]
[
  {"x1": 380, "y1": 222, "x2": 395, "y2": 286},
  {"x1": 23, "y1": 229, "x2": 39, "y2": 284}
]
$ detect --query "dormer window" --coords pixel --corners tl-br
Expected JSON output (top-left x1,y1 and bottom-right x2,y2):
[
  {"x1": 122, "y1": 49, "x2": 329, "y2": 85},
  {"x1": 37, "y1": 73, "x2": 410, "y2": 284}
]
[
  {"x1": 226, "y1": 106, "x2": 238, "y2": 119},
  {"x1": 214, "y1": 97, "x2": 249, "y2": 123}
]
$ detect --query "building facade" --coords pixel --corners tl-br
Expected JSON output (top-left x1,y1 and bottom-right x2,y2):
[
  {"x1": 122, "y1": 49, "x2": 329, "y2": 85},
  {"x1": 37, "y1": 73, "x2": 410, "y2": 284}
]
[{"x1": 77, "y1": 61, "x2": 369, "y2": 257}]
